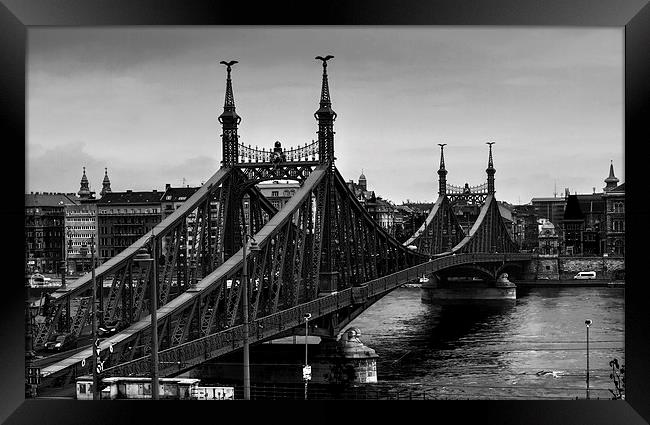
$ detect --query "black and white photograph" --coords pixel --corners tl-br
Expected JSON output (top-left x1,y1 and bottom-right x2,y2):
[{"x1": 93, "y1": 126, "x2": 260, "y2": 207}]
[{"x1": 20, "y1": 26, "x2": 630, "y2": 403}]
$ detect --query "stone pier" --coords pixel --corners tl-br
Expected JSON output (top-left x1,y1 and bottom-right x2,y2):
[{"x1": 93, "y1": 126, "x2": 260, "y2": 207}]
[
  {"x1": 189, "y1": 328, "x2": 378, "y2": 386},
  {"x1": 421, "y1": 273, "x2": 516, "y2": 302}
]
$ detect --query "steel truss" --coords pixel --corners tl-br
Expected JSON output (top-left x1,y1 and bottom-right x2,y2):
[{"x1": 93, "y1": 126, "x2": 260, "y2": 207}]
[
  {"x1": 88, "y1": 253, "x2": 531, "y2": 379},
  {"x1": 37, "y1": 164, "x2": 431, "y2": 389},
  {"x1": 403, "y1": 195, "x2": 466, "y2": 255},
  {"x1": 33, "y1": 167, "x2": 277, "y2": 351},
  {"x1": 454, "y1": 194, "x2": 520, "y2": 254}
]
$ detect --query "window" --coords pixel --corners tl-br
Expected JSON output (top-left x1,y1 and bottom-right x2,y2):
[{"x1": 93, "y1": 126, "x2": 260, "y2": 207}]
[
  {"x1": 78, "y1": 383, "x2": 86, "y2": 394},
  {"x1": 143, "y1": 383, "x2": 152, "y2": 395},
  {"x1": 271, "y1": 191, "x2": 279, "y2": 197}
]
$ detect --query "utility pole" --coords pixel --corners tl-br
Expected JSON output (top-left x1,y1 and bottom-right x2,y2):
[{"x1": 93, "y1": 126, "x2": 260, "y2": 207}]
[
  {"x1": 91, "y1": 236, "x2": 99, "y2": 400},
  {"x1": 151, "y1": 232, "x2": 159, "y2": 400},
  {"x1": 585, "y1": 319, "x2": 592, "y2": 399},
  {"x1": 303, "y1": 313, "x2": 312, "y2": 400},
  {"x1": 242, "y1": 220, "x2": 250, "y2": 400}
]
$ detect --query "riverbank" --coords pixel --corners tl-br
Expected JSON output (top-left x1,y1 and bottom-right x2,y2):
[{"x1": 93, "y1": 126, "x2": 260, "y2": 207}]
[
  {"x1": 515, "y1": 279, "x2": 624, "y2": 287},
  {"x1": 402, "y1": 280, "x2": 624, "y2": 288}
]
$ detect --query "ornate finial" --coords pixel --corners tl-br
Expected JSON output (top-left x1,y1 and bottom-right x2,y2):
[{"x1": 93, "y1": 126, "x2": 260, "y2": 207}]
[
  {"x1": 438, "y1": 143, "x2": 447, "y2": 169},
  {"x1": 315, "y1": 55, "x2": 334, "y2": 107},
  {"x1": 219, "y1": 60, "x2": 239, "y2": 109},
  {"x1": 486, "y1": 141, "x2": 495, "y2": 168}
]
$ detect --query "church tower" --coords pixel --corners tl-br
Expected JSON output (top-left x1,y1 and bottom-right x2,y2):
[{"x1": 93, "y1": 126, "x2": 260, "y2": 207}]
[
  {"x1": 78, "y1": 167, "x2": 92, "y2": 199},
  {"x1": 603, "y1": 160, "x2": 619, "y2": 192},
  {"x1": 101, "y1": 167, "x2": 112, "y2": 197}
]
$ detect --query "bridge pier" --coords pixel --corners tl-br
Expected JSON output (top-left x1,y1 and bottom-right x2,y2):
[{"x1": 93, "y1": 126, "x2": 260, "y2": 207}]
[
  {"x1": 421, "y1": 274, "x2": 516, "y2": 303},
  {"x1": 187, "y1": 328, "x2": 378, "y2": 388}
]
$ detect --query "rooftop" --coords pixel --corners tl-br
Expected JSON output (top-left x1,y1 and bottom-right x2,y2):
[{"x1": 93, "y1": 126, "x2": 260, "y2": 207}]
[
  {"x1": 97, "y1": 190, "x2": 163, "y2": 205},
  {"x1": 25, "y1": 193, "x2": 78, "y2": 207}
]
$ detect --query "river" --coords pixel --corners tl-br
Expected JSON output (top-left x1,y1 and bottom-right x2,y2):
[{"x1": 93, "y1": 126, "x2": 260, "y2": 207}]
[{"x1": 346, "y1": 285, "x2": 625, "y2": 400}]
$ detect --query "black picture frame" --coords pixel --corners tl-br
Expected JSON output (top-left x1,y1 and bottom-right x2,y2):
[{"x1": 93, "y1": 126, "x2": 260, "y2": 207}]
[{"x1": 1, "y1": 1, "x2": 648, "y2": 424}]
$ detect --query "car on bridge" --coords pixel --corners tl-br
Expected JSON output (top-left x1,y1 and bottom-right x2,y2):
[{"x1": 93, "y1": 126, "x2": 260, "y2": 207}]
[
  {"x1": 573, "y1": 271, "x2": 597, "y2": 280},
  {"x1": 29, "y1": 273, "x2": 51, "y2": 287},
  {"x1": 98, "y1": 321, "x2": 124, "y2": 338},
  {"x1": 44, "y1": 333, "x2": 78, "y2": 352}
]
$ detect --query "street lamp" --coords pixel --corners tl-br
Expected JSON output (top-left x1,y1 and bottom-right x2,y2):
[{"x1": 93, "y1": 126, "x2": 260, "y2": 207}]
[
  {"x1": 241, "y1": 219, "x2": 261, "y2": 400},
  {"x1": 585, "y1": 319, "x2": 592, "y2": 399},
  {"x1": 87, "y1": 235, "x2": 100, "y2": 400},
  {"x1": 303, "y1": 312, "x2": 312, "y2": 400},
  {"x1": 133, "y1": 231, "x2": 159, "y2": 400}
]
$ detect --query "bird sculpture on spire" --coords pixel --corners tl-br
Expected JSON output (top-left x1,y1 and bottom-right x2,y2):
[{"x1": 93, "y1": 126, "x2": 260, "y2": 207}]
[
  {"x1": 315, "y1": 55, "x2": 334, "y2": 65},
  {"x1": 219, "y1": 60, "x2": 238, "y2": 72}
]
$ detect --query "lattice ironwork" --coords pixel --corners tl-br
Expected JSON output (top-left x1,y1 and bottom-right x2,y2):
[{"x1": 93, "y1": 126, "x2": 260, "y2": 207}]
[
  {"x1": 446, "y1": 182, "x2": 489, "y2": 206},
  {"x1": 237, "y1": 140, "x2": 319, "y2": 164}
]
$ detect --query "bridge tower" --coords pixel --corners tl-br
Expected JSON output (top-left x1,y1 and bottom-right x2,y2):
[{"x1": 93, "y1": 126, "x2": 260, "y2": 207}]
[
  {"x1": 219, "y1": 60, "x2": 241, "y2": 166},
  {"x1": 315, "y1": 55, "x2": 337, "y2": 165},
  {"x1": 486, "y1": 141, "x2": 496, "y2": 194},
  {"x1": 314, "y1": 55, "x2": 339, "y2": 294},
  {"x1": 437, "y1": 143, "x2": 447, "y2": 196}
]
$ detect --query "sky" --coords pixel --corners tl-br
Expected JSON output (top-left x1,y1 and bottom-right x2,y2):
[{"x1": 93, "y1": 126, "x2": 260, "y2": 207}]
[{"x1": 26, "y1": 27, "x2": 624, "y2": 205}]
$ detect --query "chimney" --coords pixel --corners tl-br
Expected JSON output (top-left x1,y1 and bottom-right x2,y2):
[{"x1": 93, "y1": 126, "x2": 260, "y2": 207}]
[{"x1": 165, "y1": 183, "x2": 171, "y2": 190}]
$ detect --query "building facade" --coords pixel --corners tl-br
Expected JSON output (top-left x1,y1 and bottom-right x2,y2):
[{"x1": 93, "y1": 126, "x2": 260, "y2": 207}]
[
  {"x1": 603, "y1": 162, "x2": 624, "y2": 256},
  {"x1": 256, "y1": 180, "x2": 300, "y2": 211},
  {"x1": 25, "y1": 192, "x2": 78, "y2": 274},
  {"x1": 538, "y1": 219, "x2": 559, "y2": 256},
  {"x1": 511, "y1": 204, "x2": 539, "y2": 252},
  {"x1": 96, "y1": 190, "x2": 163, "y2": 263},
  {"x1": 64, "y1": 168, "x2": 99, "y2": 274}
]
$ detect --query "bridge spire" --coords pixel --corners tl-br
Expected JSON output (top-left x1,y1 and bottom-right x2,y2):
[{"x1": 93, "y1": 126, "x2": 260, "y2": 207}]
[
  {"x1": 486, "y1": 141, "x2": 496, "y2": 194},
  {"x1": 219, "y1": 60, "x2": 241, "y2": 166},
  {"x1": 314, "y1": 55, "x2": 337, "y2": 165},
  {"x1": 437, "y1": 143, "x2": 447, "y2": 196}
]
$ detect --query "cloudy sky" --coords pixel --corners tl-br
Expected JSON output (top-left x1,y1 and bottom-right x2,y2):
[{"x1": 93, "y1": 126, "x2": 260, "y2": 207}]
[{"x1": 27, "y1": 27, "x2": 623, "y2": 204}]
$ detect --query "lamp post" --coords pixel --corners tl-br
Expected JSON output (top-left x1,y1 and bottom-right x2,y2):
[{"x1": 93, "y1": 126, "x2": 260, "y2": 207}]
[
  {"x1": 25, "y1": 269, "x2": 37, "y2": 398},
  {"x1": 585, "y1": 319, "x2": 592, "y2": 399},
  {"x1": 303, "y1": 312, "x2": 312, "y2": 400},
  {"x1": 134, "y1": 231, "x2": 159, "y2": 399},
  {"x1": 89, "y1": 235, "x2": 100, "y2": 400},
  {"x1": 241, "y1": 219, "x2": 261, "y2": 400}
]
